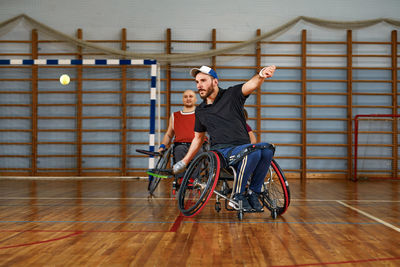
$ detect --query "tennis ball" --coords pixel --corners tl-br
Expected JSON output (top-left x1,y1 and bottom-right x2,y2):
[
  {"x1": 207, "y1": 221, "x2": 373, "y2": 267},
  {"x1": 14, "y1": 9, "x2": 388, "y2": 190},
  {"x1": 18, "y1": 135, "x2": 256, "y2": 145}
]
[{"x1": 59, "y1": 74, "x2": 70, "y2": 85}]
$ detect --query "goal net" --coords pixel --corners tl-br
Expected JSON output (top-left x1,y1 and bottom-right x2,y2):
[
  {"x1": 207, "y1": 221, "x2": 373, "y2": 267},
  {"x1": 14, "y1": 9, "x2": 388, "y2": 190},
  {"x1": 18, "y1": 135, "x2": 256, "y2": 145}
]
[
  {"x1": 353, "y1": 114, "x2": 400, "y2": 180},
  {"x1": 0, "y1": 59, "x2": 159, "y2": 177}
]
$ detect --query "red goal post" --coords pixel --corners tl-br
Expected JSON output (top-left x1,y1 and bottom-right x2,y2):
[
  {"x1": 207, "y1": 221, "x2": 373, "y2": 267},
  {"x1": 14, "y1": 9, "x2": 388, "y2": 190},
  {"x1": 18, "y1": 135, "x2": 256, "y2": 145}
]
[{"x1": 353, "y1": 114, "x2": 400, "y2": 181}]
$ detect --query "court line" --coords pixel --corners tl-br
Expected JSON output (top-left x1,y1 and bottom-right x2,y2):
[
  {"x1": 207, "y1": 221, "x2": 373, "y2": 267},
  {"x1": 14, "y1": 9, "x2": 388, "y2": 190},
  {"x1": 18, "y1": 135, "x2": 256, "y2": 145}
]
[
  {"x1": 0, "y1": 197, "x2": 175, "y2": 200},
  {"x1": 336, "y1": 200, "x2": 400, "y2": 233},
  {"x1": 0, "y1": 220, "x2": 396, "y2": 226},
  {"x1": 294, "y1": 199, "x2": 400, "y2": 203},
  {"x1": 169, "y1": 213, "x2": 184, "y2": 232},
  {"x1": 0, "y1": 231, "x2": 82, "y2": 250},
  {"x1": 0, "y1": 229, "x2": 171, "y2": 233},
  {"x1": 271, "y1": 255, "x2": 400, "y2": 267},
  {"x1": 0, "y1": 220, "x2": 176, "y2": 224},
  {"x1": 1, "y1": 197, "x2": 400, "y2": 202}
]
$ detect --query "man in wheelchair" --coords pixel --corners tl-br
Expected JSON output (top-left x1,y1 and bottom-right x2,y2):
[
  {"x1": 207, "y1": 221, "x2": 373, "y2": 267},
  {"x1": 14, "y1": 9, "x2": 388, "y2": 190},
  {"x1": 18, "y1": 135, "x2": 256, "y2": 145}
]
[
  {"x1": 156, "y1": 90, "x2": 207, "y2": 190},
  {"x1": 158, "y1": 90, "x2": 198, "y2": 175},
  {"x1": 173, "y1": 65, "x2": 276, "y2": 212}
]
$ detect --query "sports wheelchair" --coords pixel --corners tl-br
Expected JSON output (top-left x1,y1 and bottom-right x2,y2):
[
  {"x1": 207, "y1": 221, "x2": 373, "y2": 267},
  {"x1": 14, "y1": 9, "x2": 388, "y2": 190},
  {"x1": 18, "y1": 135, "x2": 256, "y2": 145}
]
[{"x1": 177, "y1": 144, "x2": 290, "y2": 220}]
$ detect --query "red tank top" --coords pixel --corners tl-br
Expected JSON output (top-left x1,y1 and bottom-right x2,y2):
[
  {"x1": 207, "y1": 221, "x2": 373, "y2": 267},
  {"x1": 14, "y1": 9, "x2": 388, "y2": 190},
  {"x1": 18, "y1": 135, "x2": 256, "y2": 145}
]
[{"x1": 173, "y1": 110, "x2": 195, "y2": 143}]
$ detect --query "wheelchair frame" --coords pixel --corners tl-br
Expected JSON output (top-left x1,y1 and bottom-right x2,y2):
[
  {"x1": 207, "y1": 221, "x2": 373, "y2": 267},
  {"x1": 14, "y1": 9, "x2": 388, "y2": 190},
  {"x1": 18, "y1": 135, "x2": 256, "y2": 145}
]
[
  {"x1": 177, "y1": 149, "x2": 290, "y2": 220},
  {"x1": 142, "y1": 142, "x2": 209, "y2": 196},
  {"x1": 148, "y1": 144, "x2": 174, "y2": 195},
  {"x1": 136, "y1": 145, "x2": 177, "y2": 195}
]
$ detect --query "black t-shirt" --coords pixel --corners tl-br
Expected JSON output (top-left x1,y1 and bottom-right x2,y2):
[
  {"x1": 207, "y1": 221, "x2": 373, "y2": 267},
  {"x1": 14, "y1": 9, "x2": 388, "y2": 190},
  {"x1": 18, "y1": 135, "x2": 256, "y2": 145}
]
[{"x1": 194, "y1": 84, "x2": 250, "y2": 149}]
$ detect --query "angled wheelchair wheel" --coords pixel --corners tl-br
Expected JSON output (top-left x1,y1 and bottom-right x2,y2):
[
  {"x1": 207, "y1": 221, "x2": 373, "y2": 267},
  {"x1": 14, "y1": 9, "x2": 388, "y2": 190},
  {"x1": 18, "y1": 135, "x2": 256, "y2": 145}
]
[
  {"x1": 260, "y1": 159, "x2": 290, "y2": 216},
  {"x1": 178, "y1": 151, "x2": 220, "y2": 217},
  {"x1": 148, "y1": 147, "x2": 172, "y2": 195}
]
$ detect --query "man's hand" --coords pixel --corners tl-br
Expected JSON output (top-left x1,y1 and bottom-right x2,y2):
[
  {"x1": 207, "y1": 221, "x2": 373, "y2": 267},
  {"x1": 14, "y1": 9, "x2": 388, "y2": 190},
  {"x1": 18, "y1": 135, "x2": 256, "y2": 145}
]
[
  {"x1": 259, "y1": 65, "x2": 276, "y2": 78},
  {"x1": 173, "y1": 160, "x2": 187, "y2": 174},
  {"x1": 242, "y1": 65, "x2": 277, "y2": 96},
  {"x1": 158, "y1": 144, "x2": 166, "y2": 154}
]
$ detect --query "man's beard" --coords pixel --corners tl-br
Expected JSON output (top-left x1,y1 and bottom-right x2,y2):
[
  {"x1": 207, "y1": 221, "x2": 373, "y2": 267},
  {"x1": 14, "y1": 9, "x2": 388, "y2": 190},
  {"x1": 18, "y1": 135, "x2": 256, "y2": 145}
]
[{"x1": 199, "y1": 87, "x2": 214, "y2": 100}]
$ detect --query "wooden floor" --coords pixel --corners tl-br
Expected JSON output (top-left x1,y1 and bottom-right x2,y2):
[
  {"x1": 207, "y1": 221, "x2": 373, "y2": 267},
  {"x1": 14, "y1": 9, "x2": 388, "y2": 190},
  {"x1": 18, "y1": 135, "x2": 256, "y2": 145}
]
[{"x1": 0, "y1": 178, "x2": 399, "y2": 266}]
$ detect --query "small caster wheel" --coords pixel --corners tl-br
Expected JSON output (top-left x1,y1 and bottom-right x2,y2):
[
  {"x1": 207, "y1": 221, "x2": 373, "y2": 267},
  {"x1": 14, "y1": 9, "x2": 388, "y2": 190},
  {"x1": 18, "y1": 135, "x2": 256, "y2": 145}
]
[
  {"x1": 271, "y1": 209, "x2": 277, "y2": 219},
  {"x1": 172, "y1": 181, "x2": 177, "y2": 193},
  {"x1": 215, "y1": 202, "x2": 221, "y2": 212},
  {"x1": 238, "y1": 211, "x2": 243, "y2": 220}
]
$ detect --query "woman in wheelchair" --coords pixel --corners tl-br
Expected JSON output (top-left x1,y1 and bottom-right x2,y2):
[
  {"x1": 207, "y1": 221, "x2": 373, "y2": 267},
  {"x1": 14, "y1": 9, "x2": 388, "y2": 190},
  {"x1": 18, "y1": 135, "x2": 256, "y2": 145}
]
[{"x1": 173, "y1": 65, "x2": 289, "y2": 219}]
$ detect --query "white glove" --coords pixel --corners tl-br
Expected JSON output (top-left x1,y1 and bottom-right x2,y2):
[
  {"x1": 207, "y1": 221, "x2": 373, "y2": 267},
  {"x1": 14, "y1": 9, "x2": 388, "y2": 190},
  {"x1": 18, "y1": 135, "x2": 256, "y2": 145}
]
[
  {"x1": 259, "y1": 65, "x2": 276, "y2": 78},
  {"x1": 173, "y1": 160, "x2": 187, "y2": 174}
]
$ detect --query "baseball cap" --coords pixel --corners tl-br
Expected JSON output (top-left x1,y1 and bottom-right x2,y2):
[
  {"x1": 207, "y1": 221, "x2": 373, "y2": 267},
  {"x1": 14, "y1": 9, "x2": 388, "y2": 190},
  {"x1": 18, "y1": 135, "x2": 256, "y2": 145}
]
[{"x1": 190, "y1": 66, "x2": 218, "y2": 80}]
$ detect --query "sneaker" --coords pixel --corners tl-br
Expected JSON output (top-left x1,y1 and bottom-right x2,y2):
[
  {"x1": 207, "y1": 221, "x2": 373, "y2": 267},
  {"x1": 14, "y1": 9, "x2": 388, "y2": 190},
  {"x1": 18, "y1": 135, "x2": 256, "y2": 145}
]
[
  {"x1": 229, "y1": 193, "x2": 253, "y2": 212},
  {"x1": 247, "y1": 190, "x2": 264, "y2": 212}
]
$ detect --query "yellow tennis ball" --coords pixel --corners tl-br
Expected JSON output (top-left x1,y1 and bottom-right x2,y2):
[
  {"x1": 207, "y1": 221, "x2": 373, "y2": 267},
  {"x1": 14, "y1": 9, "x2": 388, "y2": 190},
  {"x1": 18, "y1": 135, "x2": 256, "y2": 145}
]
[{"x1": 60, "y1": 74, "x2": 70, "y2": 85}]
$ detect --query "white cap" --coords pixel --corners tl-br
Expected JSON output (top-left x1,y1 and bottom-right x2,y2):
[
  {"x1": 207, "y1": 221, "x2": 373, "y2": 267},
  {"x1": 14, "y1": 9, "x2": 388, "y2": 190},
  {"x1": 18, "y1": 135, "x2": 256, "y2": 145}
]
[{"x1": 190, "y1": 66, "x2": 218, "y2": 79}]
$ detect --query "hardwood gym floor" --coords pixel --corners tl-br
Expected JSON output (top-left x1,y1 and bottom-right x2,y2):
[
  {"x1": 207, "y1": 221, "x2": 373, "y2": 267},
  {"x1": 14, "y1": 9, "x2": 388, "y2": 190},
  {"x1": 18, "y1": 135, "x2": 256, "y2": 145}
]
[{"x1": 0, "y1": 178, "x2": 399, "y2": 266}]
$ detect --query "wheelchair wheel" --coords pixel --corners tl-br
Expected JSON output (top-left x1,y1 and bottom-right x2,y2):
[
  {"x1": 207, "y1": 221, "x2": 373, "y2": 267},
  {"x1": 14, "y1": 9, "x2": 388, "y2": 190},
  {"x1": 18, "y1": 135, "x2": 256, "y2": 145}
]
[
  {"x1": 148, "y1": 147, "x2": 172, "y2": 195},
  {"x1": 178, "y1": 151, "x2": 220, "y2": 217},
  {"x1": 260, "y1": 159, "x2": 290, "y2": 216}
]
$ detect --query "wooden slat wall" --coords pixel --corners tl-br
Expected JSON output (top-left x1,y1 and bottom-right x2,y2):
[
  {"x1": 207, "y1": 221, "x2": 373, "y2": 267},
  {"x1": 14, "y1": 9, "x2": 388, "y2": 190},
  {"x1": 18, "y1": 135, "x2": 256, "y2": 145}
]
[
  {"x1": 31, "y1": 29, "x2": 38, "y2": 176},
  {"x1": 0, "y1": 28, "x2": 398, "y2": 179},
  {"x1": 346, "y1": 30, "x2": 354, "y2": 181},
  {"x1": 301, "y1": 30, "x2": 307, "y2": 181},
  {"x1": 76, "y1": 29, "x2": 83, "y2": 176},
  {"x1": 391, "y1": 31, "x2": 398, "y2": 178}
]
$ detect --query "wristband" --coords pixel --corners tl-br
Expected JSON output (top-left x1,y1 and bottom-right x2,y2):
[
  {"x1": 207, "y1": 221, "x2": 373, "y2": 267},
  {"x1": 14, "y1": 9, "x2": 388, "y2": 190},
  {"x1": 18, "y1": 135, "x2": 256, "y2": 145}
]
[{"x1": 159, "y1": 144, "x2": 166, "y2": 149}]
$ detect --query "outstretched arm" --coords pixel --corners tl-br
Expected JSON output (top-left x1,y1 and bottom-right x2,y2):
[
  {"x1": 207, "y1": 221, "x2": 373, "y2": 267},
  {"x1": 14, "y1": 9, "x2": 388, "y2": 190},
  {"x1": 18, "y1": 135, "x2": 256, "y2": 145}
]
[{"x1": 242, "y1": 65, "x2": 276, "y2": 96}]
